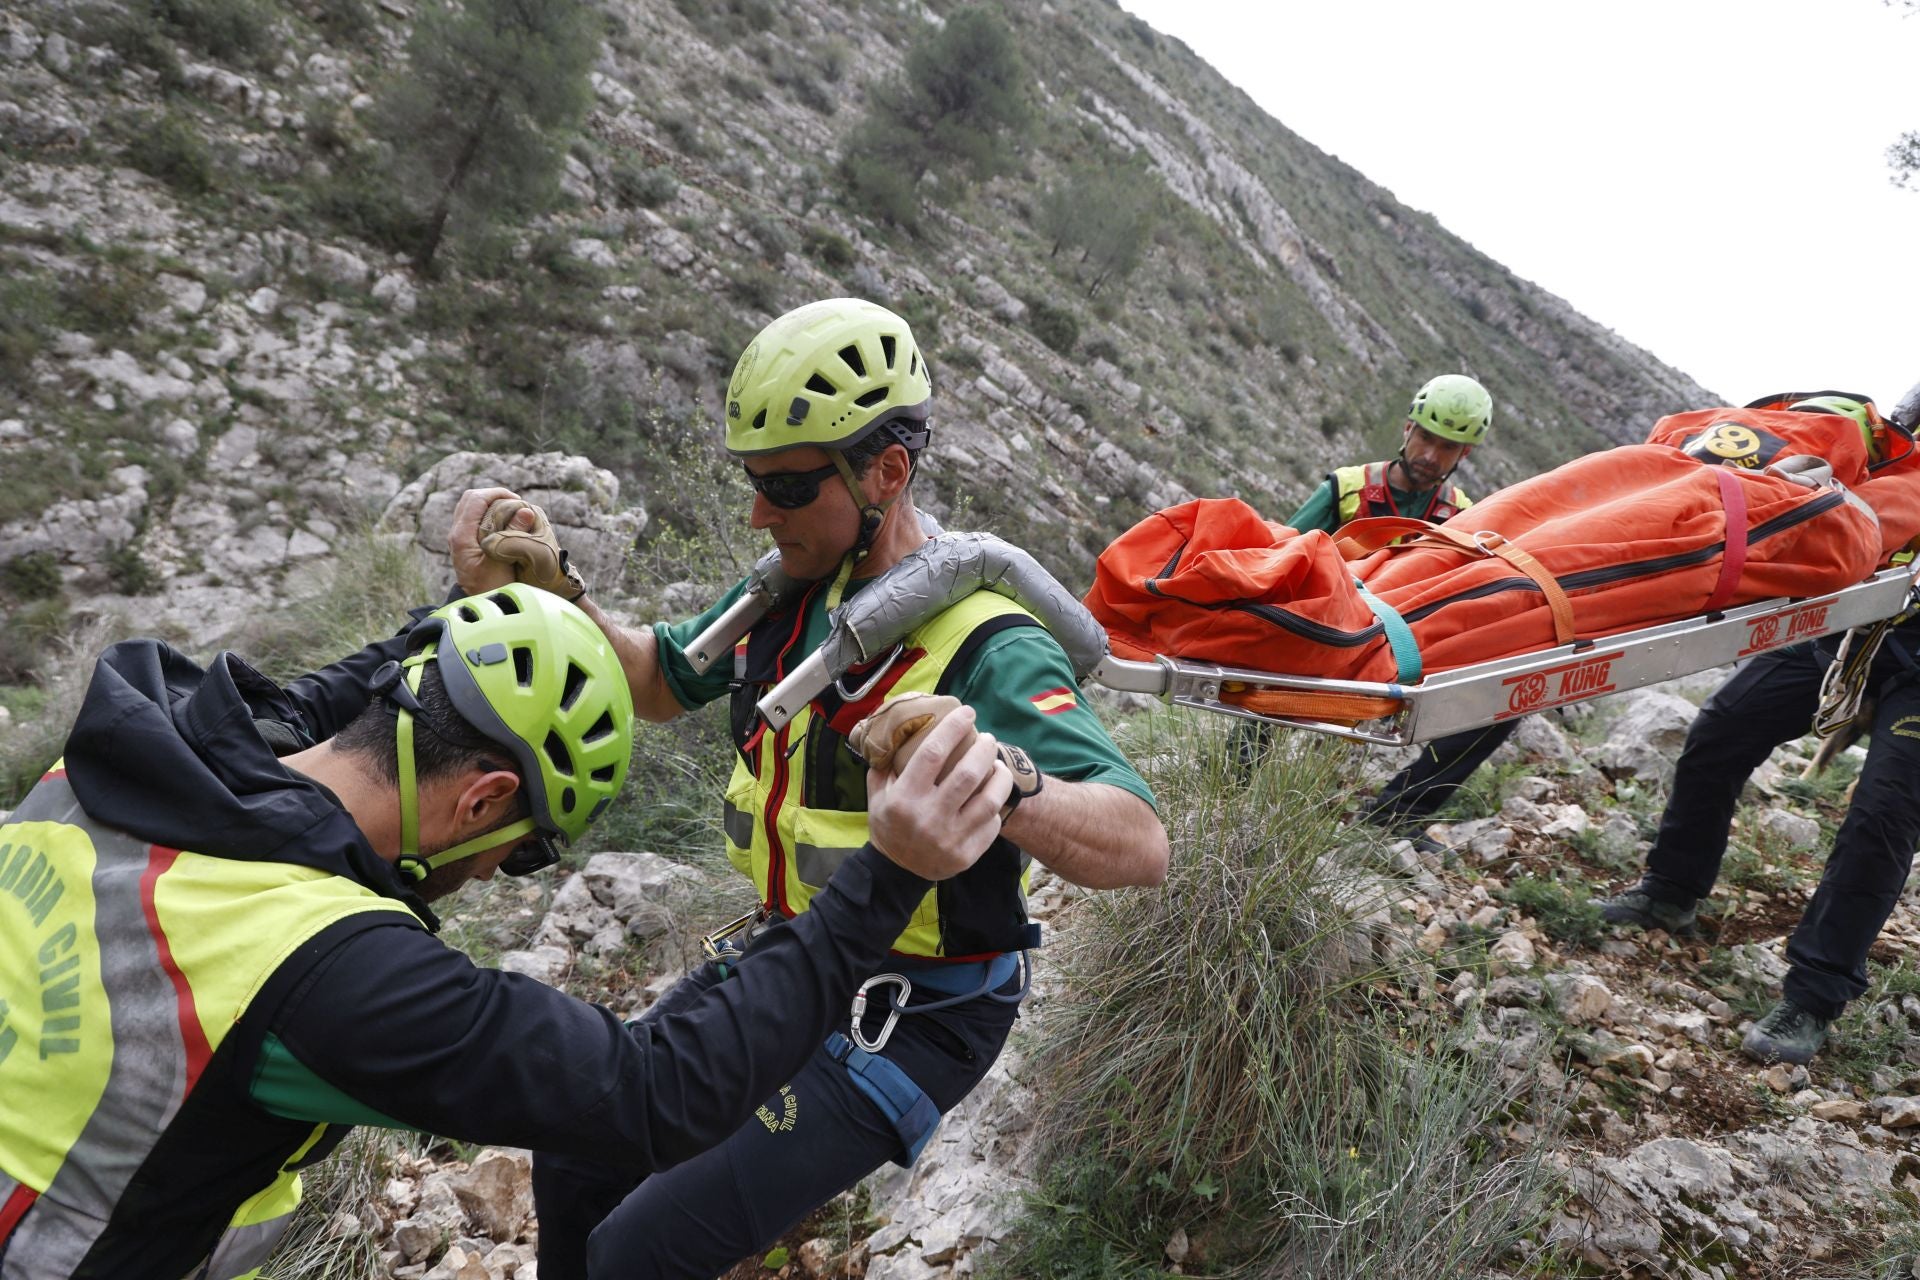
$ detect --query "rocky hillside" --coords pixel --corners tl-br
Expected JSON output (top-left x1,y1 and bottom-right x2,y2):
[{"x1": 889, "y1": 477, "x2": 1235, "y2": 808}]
[{"x1": 0, "y1": 0, "x2": 1710, "y2": 660}]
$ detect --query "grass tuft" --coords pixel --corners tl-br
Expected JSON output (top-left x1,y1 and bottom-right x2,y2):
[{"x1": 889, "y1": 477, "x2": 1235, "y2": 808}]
[{"x1": 984, "y1": 719, "x2": 1560, "y2": 1277}]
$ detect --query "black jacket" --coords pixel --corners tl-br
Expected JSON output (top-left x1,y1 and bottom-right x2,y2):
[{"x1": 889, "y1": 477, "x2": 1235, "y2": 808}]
[{"x1": 15, "y1": 623, "x2": 935, "y2": 1279}]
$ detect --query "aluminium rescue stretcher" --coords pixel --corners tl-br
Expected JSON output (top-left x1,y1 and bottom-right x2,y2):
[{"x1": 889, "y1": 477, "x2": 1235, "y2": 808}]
[
  {"x1": 1080, "y1": 381, "x2": 1920, "y2": 747},
  {"x1": 1083, "y1": 565, "x2": 1918, "y2": 746}
]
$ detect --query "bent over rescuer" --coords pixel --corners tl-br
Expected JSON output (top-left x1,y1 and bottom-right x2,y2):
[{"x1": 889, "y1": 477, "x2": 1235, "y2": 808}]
[{"x1": 0, "y1": 583, "x2": 1013, "y2": 1279}]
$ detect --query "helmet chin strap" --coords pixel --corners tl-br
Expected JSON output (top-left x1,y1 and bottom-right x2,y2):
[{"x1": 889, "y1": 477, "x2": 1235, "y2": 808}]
[
  {"x1": 390, "y1": 652, "x2": 538, "y2": 884},
  {"x1": 827, "y1": 450, "x2": 889, "y2": 566}
]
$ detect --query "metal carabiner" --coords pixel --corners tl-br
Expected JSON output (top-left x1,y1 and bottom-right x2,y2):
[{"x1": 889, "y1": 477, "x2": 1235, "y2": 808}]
[
  {"x1": 700, "y1": 905, "x2": 768, "y2": 963},
  {"x1": 835, "y1": 643, "x2": 906, "y2": 702},
  {"x1": 850, "y1": 973, "x2": 912, "y2": 1053}
]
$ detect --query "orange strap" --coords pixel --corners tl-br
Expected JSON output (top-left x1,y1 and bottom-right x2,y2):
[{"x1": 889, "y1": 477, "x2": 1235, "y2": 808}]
[{"x1": 1335, "y1": 517, "x2": 1577, "y2": 646}]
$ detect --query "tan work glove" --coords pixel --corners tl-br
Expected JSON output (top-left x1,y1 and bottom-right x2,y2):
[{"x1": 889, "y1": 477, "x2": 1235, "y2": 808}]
[
  {"x1": 850, "y1": 692, "x2": 1042, "y2": 817},
  {"x1": 478, "y1": 498, "x2": 588, "y2": 601}
]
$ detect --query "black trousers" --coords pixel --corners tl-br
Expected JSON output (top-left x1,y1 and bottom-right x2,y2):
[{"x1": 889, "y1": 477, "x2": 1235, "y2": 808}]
[
  {"x1": 1366, "y1": 720, "x2": 1521, "y2": 828},
  {"x1": 1642, "y1": 634, "x2": 1920, "y2": 1019},
  {"x1": 532, "y1": 963, "x2": 1021, "y2": 1280}
]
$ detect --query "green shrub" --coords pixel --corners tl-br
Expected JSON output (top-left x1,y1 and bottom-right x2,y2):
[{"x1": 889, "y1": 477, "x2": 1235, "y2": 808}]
[
  {"x1": 84, "y1": 5, "x2": 185, "y2": 88},
  {"x1": 106, "y1": 544, "x2": 159, "y2": 596},
  {"x1": 305, "y1": 159, "x2": 430, "y2": 260},
  {"x1": 1499, "y1": 872, "x2": 1605, "y2": 948},
  {"x1": 2, "y1": 551, "x2": 64, "y2": 602},
  {"x1": 611, "y1": 158, "x2": 679, "y2": 208},
  {"x1": 59, "y1": 268, "x2": 152, "y2": 339},
  {"x1": 312, "y1": 0, "x2": 379, "y2": 44},
  {"x1": 725, "y1": 264, "x2": 785, "y2": 313},
  {"x1": 125, "y1": 112, "x2": 216, "y2": 195},
  {"x1": 0, "y1": 276, "x2": 58, "y2": 381},
  {"x1": 1082, "y1": 336, "x2": 1120, "y2": 364},
  {"x1": 839, "y1": 151, "x2": 921, "y2": 229},
  {"x1": 739, "y1": 210, "x2": 795, "y2": 261},
  {"x1": 659, "y1": 114, "x2": 713, "y2": 158},
  {"x1": 803, "y1": 225, "x2": 855, "y2": 269},
  {"x1": 157, "y1": 0, "x2": 278, "y2": 64},
  {"x1": 1024, "y1": 297, "x2": 1079, "y2": 355}
]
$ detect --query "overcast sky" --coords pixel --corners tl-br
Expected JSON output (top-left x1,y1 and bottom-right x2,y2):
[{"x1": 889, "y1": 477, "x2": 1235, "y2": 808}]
[{"x1": 1118, "y1": 0, "x2": 1920, "y2": 414}]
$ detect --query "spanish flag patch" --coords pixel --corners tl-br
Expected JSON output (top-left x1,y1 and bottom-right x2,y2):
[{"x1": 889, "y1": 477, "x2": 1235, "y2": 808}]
[{"x1": 1030, "y1": 687, "x2": 1077, "y2": 716}]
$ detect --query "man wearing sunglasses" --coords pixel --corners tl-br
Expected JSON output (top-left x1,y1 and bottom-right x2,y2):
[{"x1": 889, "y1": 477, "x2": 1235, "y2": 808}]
[
  {"x1": 0, "y1": 583, "x2": 1014, "y2": 1279},
  {"x1": 450, "y1": 296, "x2": 1169, "y2": 1279}
]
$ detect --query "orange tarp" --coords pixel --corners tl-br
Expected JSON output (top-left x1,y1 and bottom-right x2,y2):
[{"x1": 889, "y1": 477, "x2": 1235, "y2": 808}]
[{"x1": 1089, "y1": 404, "x2": 1920, "y2": 685}]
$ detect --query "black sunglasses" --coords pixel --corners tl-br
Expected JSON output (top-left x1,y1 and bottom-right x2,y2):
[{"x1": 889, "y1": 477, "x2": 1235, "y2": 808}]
[
  {"x1": 743, "y1": 462, "x2": 841, "y2": 510},
  {"x1": 500, "y1": 835, "x2": 559, "y2": 878}
]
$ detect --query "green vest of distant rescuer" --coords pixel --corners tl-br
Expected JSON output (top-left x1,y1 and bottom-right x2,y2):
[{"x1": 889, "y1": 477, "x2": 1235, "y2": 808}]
[
  {"x1": 1333, "y1": 461, "x2": 1473, "y2": 526},
  {"x1": 0, "y1": 769, "x2": 414, "y2": 1280}
]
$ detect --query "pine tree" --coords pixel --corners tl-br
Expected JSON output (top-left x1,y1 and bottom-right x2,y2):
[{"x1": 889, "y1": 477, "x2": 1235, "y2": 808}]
[{"x1": 374, "y1": 0, "x2": 599, "y2": 273}]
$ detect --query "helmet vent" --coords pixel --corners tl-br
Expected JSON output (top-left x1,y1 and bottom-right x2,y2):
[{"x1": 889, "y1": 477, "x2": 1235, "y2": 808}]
[
  {"x1": 590, "y1": 763, "x2": 617, "y2": 783},
  {"x1": 513, "y1": 646, "x2": 534, "y2": 688},
  {"x1": 854, "y1": 386, "x2": 889, "y2": 409},
  {"x1": 583, "y1": 708, "x2": 616, "y2": 744},
  {"x1": 560, "y1": 661, "x2": 588, "y2": 712},
  {"x1": 880, "y1": 335, "x2": 897, "y2": 369},
  {"x1": 752, "y1": 408, "x2": 767, "y2": 431},
  {"x1": 910, "y1": 351, "x2": 919, "y2": 377},
  {"x1": 543, "y1": 730, "x2": 574, "y2": 777},
  {"x1": 806, "y1": 373, "x2": 837, "y2": 396},
  {"x1": 458, "y1": 604, "x2": 481, "y2": 623},
  {"x1": 489, "y1": 591, "x2": 521, "y2": 614},
  {"x1": 839, "y1": 344, "x2": 866, "y2": 378},
  {"x1": 560, "y1": 786, "x2": 576, "y2": 814}
]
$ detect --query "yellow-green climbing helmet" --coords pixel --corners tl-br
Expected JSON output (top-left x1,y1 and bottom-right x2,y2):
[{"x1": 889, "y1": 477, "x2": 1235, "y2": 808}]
[
  {"x1": 724, "y1": 298, "x2": 933, "y2": 458},
  {"x1": 1788, "y1": 394, "x2": 1875, "y2": 456},
  {"x1": 1408, "y1": 374, "x2": 1493, "y2": 446},
  {"x1": 412, "y1": 583, "x2": 633, "y2": 848}
]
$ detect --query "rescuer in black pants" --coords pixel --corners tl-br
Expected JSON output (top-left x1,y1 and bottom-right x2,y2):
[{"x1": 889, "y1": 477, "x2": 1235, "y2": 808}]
[{"x1": 1595, "y1": 620, "x2": 1920, "y2": 1064}]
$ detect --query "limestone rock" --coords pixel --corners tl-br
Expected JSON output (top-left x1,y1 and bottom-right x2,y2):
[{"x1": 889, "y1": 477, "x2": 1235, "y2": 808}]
[
  {"x1": 1593, "y1": 690, "x2": 1699, "y2": 783},
  {"x1": 1488, "y1": 931, "x2": 1535, "y2": 975},
  {"x1": 497, "y1": 946, "x2": 571, "y2": 986},
  {"x1": 1874, "y1": 1095, "x2": 1920, "y2": 1128},
  {"x1": 1758, "y1": 807, "x2": 1821, "y2": 850},
  {"x1": 373, "y1": 271, "x2": 419, "y2": 314},
  {"x1": 1545, "y1": 973, "x2": 1612, "y2": 1024},
  {"x1": 446, "y1": 1149, "x2": 533, "y2": 1242},
  {"x1": 380, "y1": 451, "x2": 648, "y2": 598}
]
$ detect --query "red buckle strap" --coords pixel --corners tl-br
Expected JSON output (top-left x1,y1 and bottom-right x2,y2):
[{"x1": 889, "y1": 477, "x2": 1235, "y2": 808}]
[{"x1": 1705, "y1": 468, "x2": 1749, "y2": 614}]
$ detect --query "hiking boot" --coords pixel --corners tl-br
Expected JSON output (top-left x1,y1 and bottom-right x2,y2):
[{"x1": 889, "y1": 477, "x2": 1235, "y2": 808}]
[
  {"x1": 1741, "y1": 999, "x2": 1831, "y2": 1065},
  {"x1": 1590, "y1": 884, "x2": 1698, "y2": 933}
]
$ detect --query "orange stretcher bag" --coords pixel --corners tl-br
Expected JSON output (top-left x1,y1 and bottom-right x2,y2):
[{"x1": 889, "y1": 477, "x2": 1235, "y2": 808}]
[{"x1": 1088, "y1": 397, "x2": 1920, "y2": 686}]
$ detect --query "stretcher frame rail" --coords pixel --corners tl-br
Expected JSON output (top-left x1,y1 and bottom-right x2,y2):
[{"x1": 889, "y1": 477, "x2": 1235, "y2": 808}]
[{"x1": 1089, "y1": 567, "x2": 1919, "y2": 746}]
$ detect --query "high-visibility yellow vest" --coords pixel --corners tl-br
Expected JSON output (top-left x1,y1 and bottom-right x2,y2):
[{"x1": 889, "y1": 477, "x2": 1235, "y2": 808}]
[
  {"x1": 1332, "y1": 461, "x2": 1472, "y2": 526},
  {"x1": 722, "y1": 589, "x2": 1039, "y2": 960},
  {"x1": 0, "y1": 768, "x2": 415, "y2": 1280}
]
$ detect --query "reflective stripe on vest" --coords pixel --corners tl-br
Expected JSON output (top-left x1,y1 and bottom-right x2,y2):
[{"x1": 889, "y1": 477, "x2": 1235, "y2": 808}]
[
  {"x1": 1332, "y1": 461, "x2": 1472, "y2": 526},
  {"x1": 722, "y1": 590, "x2": 1038, "y2": 959},
  {"x1": 0, "y1": 770, "x2": 414, "y2": 1279}
]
